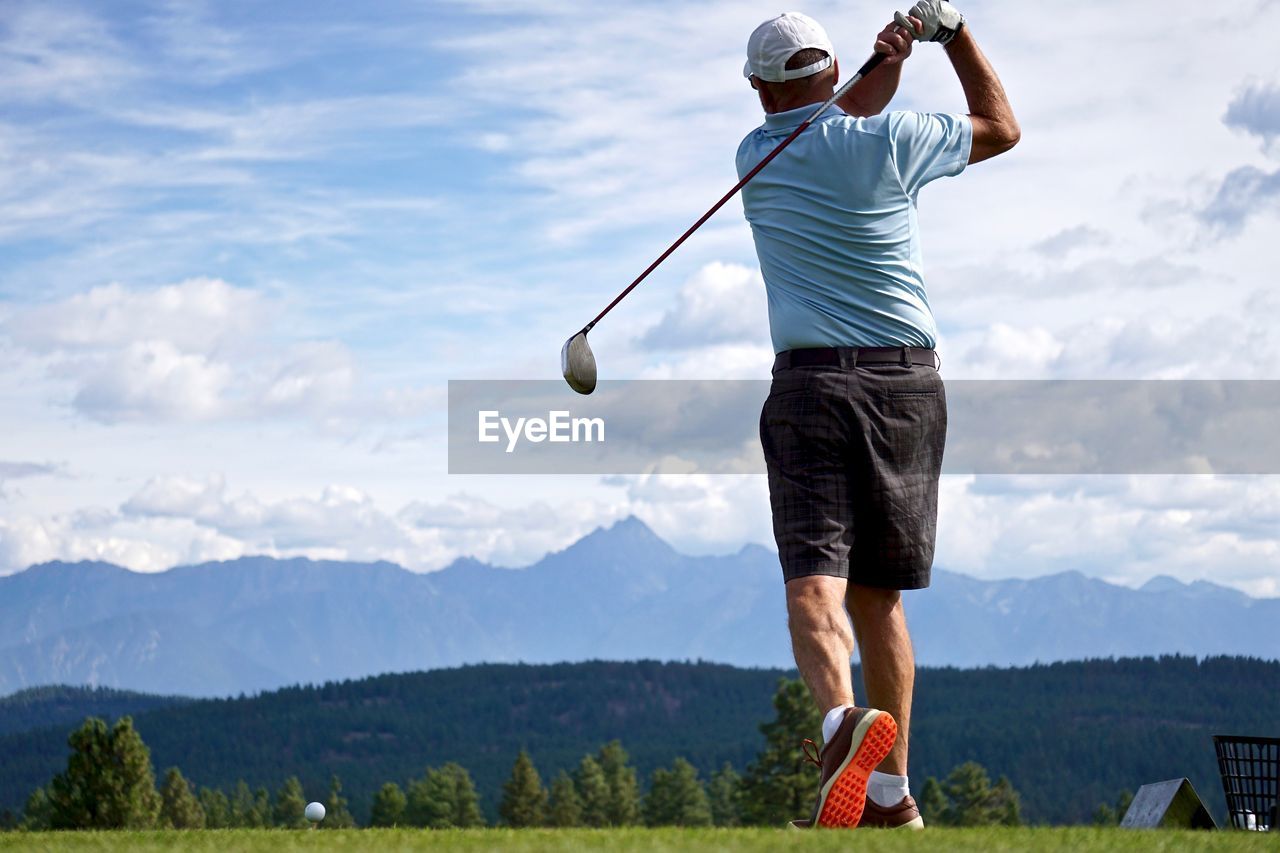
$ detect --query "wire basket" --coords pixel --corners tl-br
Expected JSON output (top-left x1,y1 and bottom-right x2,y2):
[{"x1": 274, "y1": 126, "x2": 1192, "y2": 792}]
[{"x1": 1214, "y1": 735, "x2": 1279, "y2": 831}]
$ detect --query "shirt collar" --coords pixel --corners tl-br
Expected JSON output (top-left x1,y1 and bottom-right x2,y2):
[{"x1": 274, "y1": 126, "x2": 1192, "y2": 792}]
[{"x1": 762, "y1": 102, "x2": 847, "y2": 134}]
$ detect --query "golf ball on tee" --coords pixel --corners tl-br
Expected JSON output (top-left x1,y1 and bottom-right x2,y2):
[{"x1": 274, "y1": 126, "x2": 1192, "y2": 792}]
[{"x1": 305, "y1": 801, "x2": 326, "y2": 822}]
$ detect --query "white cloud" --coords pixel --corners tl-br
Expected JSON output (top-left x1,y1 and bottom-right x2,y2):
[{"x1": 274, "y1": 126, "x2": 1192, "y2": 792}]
[
  {"x1": 71, "y1": 340, "x2": 233, "y2": 422},
  {"x1": 640, "y1": 262, "x2": 769, "y2": 350},
  {"x1": 604, "y1": 474, "x2": 774, "y2": 556},
  {"x1": 259, "y1": 342, "x2": 355, "y2": 415},
  {"x1": 0, "y1": 461, "x2": 57, "y2": 483},
  {"x1": 123, "y1": 477, "x2": 398, "y2": 550},
  {"x1": 6, "y1": 471, "x2": 1276, "y2": 599},
  {"x1": 1224, "y1": 79, "x2": 1280, "y2": 148},
  {"x1": 0, "y1": 278, "x2": 376, "y2": 425},
  {"x1": 6, "y1": 473, "x2": 770, "y2": 576},
  {"x1": 939, "y1": 298, "x2": 1280, "y2": 380},
  {"x1": 123, "y1": 475, "x2": 236, "y2": 521},
  {"x1": 937, "y1": 475, "x2": 1280, "y2": 597},
  {"x1": 117, "y1": 477, "x2": 621, "y2": 572},
  {"x1": 1199, "y1": 165, "x2": 1280, "y2": 235},
  {"x1": 9, "y1": 278, "x2": 262, "y2": 353},
  {"x1": 1031, "y1": 226, "x2": 1111, "y2": 258},
  {"x1": 0, "y1": 461, "x2": 59, "y2": 504},
  {"x1": 139, "y1": 0, "x2": 273, "y2": 84},
  {"x1": 0, "y1": 5, "x2": 139, "y2": 105},
  {"x1": 125, "y1": 481, "x2": 383, "y2": 548},
  {"x1": 1, "y1": 279, "x2": 252, "y2": 422},
  {"x1": 948, "y1": 323, "x2": 1064, "y2": 378},
  {"x1": 396, "y1": 494, "x2": 615, "y2": 568},
  {"x1": 0, "y1": 510, "x2": 241, "y2": 575}
]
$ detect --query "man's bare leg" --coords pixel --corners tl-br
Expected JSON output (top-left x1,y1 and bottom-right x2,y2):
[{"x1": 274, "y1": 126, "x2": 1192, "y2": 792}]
[
  {"x1": 846, "y1": 583, "x2": 914, "y2": 775},
  {"x1": 785, "y1": 575, "x2": 855, "y2": 712}
]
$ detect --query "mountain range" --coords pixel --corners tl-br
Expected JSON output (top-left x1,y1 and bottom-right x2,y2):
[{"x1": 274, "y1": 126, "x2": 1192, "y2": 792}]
[{"x1": 1, "y1": 517, "x2": 1276, "y2": 697}]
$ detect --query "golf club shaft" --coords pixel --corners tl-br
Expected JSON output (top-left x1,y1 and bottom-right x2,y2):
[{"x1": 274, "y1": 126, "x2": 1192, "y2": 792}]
[{"x1": 579, "y1": 49, "x2": 890, "y2": 335}]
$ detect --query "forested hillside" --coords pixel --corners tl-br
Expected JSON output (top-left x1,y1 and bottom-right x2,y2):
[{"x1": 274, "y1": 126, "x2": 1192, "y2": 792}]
[
  {"x1": 2, "y1": 657, "x2": 1275, "y2": 825},
  {"x1": 0, "y1": 686, "x2": 187, "y2": 738}
]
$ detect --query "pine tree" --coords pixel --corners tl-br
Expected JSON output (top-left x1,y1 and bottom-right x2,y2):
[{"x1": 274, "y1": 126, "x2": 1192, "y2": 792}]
[
  {"x1": 1116, "y1": 790, "x2": 1134, "y2": 821},
  {"x1": 369, "y1": 782, "x2": 407, "y2": 827},
  {"x1": 253, "y1": 787, "x2": 272, "y2": 828},
  {"x1": 925, "y1": 762, "x2": 1024, "y2": 827},
  {"x1": 499, "y1": 750, "x2": 548, "y2": 827},
  {"x1": 229, "y1": 780, "x2": 267, "y2": 828},
  {"x1": 229, "y1": 781, "x2": 253, "y2": 827},
  {"x1": 945, "y1": 762, "x2": 994, "y2": 826},
  {"x1": 273, "y1": 776, "x2": 308, "y2": 829},
  {"x1": 707, "y1": 763, "x2": 743, "y2": 827},
  {"x1": 198, "y1": 788, "x2": 231, "y2": 828},
  {"x1": 158, "y1": 767, "x2": 205, "y2": 829},
  {"x1": 739, "y1": 678, "x2": 822, "y2": 826},
  {"x1": 321, "y1": 775, "x2": 356, "y2": 828},
  {"x1": 642, "y1": 758, "x2": 712, "y2": 827},
  {"x1": 21, "y1": 788, "x2": 52, "y2": 831},
  {"x1": 443, "y1": 763, "x2": 485, "y2": 828},
  {"x1": 405, "y1": 769, "x2": 451, "y2": 828},
  {"x1": 597, "y1": 741, "x2": 641, "y2": 826},
  {"x1": 574, "y1": 756, "x2": 611, "y2": 827},
  {"x1": 47, "y1": 716, "x2": 162, "y2": 829},
  {"x1": 546, "y1": 771, "x2": 583, "y2": 827},
  {"x1": 406, "y1": 764, "x2": 484, "y2": 828},
  {"x1": 1091, "y1": 801, "x2": 1118, "y2": 826},
  {"x1": 920, "y1": 776, "x2": 949, "y2": 825},
  {"x1": 990, "y1": 775, "x2": 1022, "y2": 826}
]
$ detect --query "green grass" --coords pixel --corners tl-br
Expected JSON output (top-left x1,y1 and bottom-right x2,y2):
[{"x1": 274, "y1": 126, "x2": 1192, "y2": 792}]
[{"x1": 1, "y1": 828, "x2": 1276, "y2": 851}]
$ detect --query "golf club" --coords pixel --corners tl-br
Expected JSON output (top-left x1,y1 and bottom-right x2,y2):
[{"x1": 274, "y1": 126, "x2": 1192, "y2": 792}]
[{"x1": 561, "y1": 47, "x2": 892, "y2": 395}]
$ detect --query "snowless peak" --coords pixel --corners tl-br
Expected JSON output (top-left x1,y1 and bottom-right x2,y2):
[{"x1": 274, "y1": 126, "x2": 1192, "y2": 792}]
[{"x1": 1141, "y1": 575, "x2": 1187, "y2": 594}]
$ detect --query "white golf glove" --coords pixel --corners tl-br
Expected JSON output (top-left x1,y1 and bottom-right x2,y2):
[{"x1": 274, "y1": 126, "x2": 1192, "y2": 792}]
[{"x1": 895, "y1": 0, "x2": 965, "y2": 45}]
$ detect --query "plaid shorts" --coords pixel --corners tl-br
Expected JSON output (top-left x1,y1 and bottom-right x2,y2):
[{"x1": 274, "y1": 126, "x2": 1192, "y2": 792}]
[{"x1": 759, "y1": 354, "x2": 946, "y2": 589}]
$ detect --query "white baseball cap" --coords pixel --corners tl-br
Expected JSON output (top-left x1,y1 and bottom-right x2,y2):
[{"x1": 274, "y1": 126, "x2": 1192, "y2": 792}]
[{"x1": 743, "y1": 12, "x2": 835, "y2": 83}]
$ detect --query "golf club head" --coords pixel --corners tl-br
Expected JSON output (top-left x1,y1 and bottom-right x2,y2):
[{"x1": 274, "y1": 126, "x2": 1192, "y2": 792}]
[{"x1": 561, "y1": 331, "x2": 597, "y2": 395}]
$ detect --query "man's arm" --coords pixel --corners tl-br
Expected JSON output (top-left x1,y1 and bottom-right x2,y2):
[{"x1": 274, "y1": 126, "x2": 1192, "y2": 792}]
[
  {"x1": 893, "y1": 1, "x2": 1019, "y2": 163},
  {"x1": 944, "y1": 27, "x2": 1020, "y2": 163},
  {"x1": 836, "y1": 22, "x2": 912, "y2": 118},
  {"x1": 838, "y1": 63, "x2": 901, "y2": 118}
]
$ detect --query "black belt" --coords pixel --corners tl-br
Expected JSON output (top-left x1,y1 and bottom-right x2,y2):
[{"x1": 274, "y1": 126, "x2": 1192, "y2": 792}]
[{"x1": 773, "y1": 346, "x2": 939, "y2": 370}]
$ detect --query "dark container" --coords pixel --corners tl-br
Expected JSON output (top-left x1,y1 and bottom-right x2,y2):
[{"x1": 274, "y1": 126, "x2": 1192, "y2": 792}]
[{"x1": 1214, "y1": 734, "x2": 1279, "y2": 831}]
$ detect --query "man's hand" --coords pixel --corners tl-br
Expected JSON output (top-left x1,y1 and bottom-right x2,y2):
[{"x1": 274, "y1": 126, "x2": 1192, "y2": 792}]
[
  {"x1": 894, "y1": 0, "x2": 965, "y2": 45},
  {"x1": 873, "y1": 20, "x2": 919, "y2": 66}
]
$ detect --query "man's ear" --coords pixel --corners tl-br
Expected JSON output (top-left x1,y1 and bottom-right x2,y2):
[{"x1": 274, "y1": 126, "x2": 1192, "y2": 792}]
[{"x1": 832, "y1": 57, "x2": 840, "y2": 87}]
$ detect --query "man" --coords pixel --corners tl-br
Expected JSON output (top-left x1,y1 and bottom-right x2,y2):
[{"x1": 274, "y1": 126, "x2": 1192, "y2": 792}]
[{"x1": 739, "y1": 1, "x2": 1019, "y2": 830}]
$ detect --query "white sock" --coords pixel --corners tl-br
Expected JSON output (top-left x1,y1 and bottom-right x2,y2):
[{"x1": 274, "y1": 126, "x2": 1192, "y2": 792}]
[
  {"x1": 867, "y1": 770, "x2": 910, "y2": 808},
  {"x1": 821, "y1": 704, "x2": 854, "y2": 745}
]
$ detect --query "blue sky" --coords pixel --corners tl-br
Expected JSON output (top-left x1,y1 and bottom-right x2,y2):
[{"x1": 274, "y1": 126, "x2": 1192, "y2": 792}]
[{"x1": 2, "y1": 0, "x2": 1280, "y2": 596}]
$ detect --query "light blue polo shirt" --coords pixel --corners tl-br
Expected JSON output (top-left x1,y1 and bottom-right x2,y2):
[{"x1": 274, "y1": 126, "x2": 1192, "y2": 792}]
[{"x1": 736, "y1": 106, "x2": 971, "y2": 353}]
